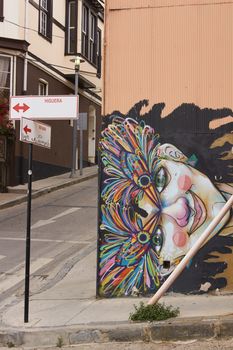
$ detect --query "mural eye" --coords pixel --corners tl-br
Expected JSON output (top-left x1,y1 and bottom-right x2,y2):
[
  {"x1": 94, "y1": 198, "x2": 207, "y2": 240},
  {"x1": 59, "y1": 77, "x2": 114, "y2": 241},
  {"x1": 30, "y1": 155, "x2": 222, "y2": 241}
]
[
  {"x1": 138, "y1": 174, "x2": 151, "y2": 189},
  {"x1": 152, "y1": 227, "x2": 164, "y2": 253},
  {"x1": 137, "y1": 231, "x2": 150, "y2": 244},
  {"x1": 154, "y1": 167, "x2": 167, "y2": 193}
]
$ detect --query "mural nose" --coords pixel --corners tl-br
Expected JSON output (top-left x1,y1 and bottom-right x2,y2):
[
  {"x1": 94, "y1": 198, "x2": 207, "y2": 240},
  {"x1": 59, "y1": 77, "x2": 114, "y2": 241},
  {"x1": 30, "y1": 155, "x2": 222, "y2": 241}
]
[{"x1": 163, "y1": 197, "x2": 191, "y2": 227}]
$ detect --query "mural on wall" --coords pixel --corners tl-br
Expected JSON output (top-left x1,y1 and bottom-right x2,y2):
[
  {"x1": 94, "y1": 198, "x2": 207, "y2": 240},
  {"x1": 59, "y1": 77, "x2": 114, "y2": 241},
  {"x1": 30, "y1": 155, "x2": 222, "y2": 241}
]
[{"x1": 98, "y1": 100, "x2": 233, "y2": 297}]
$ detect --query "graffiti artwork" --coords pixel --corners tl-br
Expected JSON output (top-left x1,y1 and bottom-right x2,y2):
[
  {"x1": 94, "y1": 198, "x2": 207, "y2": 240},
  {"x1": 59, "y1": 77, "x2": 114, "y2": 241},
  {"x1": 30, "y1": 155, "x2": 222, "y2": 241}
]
[{"x1": 98, "y1": 101, "x2": 233, "y2": 297}]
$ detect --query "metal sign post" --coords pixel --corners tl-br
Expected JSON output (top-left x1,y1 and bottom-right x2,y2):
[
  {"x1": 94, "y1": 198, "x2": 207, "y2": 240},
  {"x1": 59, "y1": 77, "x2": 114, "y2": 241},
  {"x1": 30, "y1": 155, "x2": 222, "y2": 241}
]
[
  {"x1": 20, "y1": 118, "x2": 51, "y2": 323},
  {"x1": 24, "y1": 143, "x2": 33, "y2": 323},
  {"x1": 79, "y1": 113, "x2": 83, "y2": 176},
  {"x1": 70, "y1": 69, "x2": 79, "y2": 178},
  {"x1": 77, "y1": 113, "x2": 87, "y2": 176}
]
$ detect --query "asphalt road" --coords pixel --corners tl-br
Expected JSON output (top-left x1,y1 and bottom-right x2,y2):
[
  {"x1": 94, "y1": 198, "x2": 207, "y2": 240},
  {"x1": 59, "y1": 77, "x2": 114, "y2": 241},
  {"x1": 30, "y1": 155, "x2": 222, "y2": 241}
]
[
  {"x1": 77, "y1": 339, "x2": 233, "y2": 349},
  {"x1": 0, "y1": 178, "x2": 97, "y2": 301},
  {"x1": 1, "y1": 339, "x2": 233, "y2": 350}
]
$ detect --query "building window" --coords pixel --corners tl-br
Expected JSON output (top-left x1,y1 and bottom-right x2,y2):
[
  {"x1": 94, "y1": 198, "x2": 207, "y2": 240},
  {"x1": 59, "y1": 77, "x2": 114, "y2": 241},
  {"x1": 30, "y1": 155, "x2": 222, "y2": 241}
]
[
  {"x1": 89, "y1": 13, "x2": 97, "y2": 65},
  {"x1": 0, "y1": 0, "x2": 4, "y2": 22},
  {"x1": 65, "y1": 0, "x2": 77, "y2": 54},
  {"x1": 0, "y1": 55, "x2": 12, "y2": 100},
  {"x1": 97, "y1": 28, "x2": 101, "y2": 76},
  {"x1": 39, "y1": 0, "x2": 53, "y2": 40},
  {"x1": 38, "y1": 79, "x2": 48, "y2": 95},
  {"x1": 81, "y1": 5, "x2": 89, "y2": 58},
  {"x1": 81, "y1": 5, "x2": 98, "y2": 65}
]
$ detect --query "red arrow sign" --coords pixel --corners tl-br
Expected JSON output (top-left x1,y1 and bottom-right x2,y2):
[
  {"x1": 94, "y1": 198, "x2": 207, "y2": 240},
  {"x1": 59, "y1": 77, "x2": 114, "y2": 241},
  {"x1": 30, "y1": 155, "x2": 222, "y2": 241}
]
[
  {"x1": 13, "y1": 103, "x2": 30, "y2": 113},
  {"x1": 23, "y1": 125, "x2": 31, "y2": 134}
]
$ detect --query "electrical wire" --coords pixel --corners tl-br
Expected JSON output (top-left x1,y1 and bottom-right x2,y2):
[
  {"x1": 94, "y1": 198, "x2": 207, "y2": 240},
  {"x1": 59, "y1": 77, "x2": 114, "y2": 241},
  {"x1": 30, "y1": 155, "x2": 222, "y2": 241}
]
[
  {"x1": 27, "y1": 57, "x2": 98, "y2": 76},
  {"x1": 0, "y1": 51, "x2": 99, "y2": 77},
  {"x1": 4, "y1": 19, "x2": 64, "y2": 39}
]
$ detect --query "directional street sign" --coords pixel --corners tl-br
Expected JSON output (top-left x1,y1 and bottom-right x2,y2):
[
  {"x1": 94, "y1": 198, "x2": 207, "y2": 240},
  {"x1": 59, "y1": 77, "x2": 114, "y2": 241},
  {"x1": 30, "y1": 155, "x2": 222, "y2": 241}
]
[
  {"x1": 20, "y1": 118, "x2": 51, "y2": 148},
  {"x1": 10, "y1": 95, "x2": 78, "y2": 120},
  {"x1": 77, "y1": 112, "x2": 87, "y2": 130}
]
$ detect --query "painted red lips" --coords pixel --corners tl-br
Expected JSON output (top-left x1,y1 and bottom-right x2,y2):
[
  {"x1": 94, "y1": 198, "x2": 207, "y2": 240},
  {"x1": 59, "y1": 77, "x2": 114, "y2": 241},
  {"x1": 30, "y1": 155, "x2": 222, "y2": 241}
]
[{"x1": 189, "y1": 190, "x2": 207, "y2": 234}]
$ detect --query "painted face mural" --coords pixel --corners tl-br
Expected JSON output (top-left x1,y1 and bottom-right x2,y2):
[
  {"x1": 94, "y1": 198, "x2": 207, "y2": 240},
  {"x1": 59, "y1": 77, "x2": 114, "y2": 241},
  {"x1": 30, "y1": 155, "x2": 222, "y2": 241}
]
[
  {"x1": 98, "y1": 102, "x2": 233, "y2": 297},
  {"x1": 139, "y1": 143, "x2": 230, "y2": 276}
]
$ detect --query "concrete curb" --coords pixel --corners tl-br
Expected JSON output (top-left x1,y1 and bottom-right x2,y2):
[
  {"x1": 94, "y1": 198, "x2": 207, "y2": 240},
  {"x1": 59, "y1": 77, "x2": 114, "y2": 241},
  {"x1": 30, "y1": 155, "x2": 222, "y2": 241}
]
[
  {"x1": 0, "y1": 316, "x2": 233, "y2": 347},
  {"x1": 0, "y1": 171, "x2": 97, "y2": 210}
]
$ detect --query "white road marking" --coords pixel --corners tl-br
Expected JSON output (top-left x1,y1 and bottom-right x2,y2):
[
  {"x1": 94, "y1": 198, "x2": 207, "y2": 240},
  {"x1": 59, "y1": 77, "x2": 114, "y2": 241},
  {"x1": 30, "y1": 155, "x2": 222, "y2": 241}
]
[
  {"x1": 31, "y1": 207, "x2": 80, "y2": 229},
  {"x1": 0, "y1": 237, "x2": 90, "y2": 244},
  {"x1": 0, "y1": 258, "x2": 53, "y2": 294}
]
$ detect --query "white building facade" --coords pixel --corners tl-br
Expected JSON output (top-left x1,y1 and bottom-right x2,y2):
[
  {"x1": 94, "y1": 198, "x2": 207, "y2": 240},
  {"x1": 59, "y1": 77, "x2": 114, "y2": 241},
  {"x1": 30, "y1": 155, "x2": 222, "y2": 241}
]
[{"x1": 0, "y1": 0, "x2": 104, "y2": 185}]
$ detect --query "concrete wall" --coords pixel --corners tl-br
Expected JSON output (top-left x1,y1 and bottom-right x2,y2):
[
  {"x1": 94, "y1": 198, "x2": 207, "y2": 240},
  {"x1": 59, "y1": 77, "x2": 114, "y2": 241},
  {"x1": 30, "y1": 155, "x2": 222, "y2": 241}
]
[{"x1": 97, "y1": 0, "x2": 233, "y2": 297}]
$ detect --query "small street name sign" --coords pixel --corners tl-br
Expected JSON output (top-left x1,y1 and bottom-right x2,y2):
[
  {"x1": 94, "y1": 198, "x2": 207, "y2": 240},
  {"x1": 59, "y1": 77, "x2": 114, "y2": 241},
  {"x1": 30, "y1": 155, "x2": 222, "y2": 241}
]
[{"x1": 20, "y1": 118, "x2": 51, "y2": 149}]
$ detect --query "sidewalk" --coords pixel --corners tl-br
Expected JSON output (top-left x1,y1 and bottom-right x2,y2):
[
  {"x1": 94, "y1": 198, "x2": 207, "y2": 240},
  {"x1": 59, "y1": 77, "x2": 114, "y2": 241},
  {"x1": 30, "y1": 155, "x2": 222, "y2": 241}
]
[
  {"x1": 0, "y1": 167, "x2": 233, "y2": 347},
  {"x1": 1, "y1": 248, "x2": 233, "y2": 347},
  {"x1": 0, "y1": 165, "x2": 98, "y2": 210}
]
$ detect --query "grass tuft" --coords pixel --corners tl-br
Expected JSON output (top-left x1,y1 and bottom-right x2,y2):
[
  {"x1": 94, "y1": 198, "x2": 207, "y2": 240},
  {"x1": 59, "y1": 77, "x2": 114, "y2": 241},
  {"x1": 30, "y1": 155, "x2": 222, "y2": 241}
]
[
  {"x1": 56, "y1": 336, "x2": 64, "y2": 348},
  {"x1": 7, "y1": 342, "x2": 15, "y2": 348},
  {"x1": 129, "y1": 301, "x2": 180, "y2": 322}
]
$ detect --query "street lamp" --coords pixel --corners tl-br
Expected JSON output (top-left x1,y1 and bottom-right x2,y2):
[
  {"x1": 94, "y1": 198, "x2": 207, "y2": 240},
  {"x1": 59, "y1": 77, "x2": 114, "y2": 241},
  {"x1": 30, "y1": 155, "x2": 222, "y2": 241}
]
[{"x1": 70, "y1": 56, "x2": 84, "y2": 177}]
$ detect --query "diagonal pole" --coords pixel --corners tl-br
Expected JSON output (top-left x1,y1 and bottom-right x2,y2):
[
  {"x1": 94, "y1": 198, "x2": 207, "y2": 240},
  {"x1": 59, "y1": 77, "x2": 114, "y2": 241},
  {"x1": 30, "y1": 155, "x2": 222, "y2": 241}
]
[{"x1": 148, "y1": 195, "x2": 233, "y2": 306}]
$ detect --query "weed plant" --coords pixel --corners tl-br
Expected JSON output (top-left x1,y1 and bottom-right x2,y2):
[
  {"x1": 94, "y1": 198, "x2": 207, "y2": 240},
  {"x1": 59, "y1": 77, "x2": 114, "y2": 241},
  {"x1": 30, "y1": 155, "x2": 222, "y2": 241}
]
[
  {"x1": 129, "y1": 301, "x2": 180, "y2": 322},
  {"x1": 7, "y1": 342, "x2": 15, "y2": 348},
  {"x1": 56, "y1": 336, "x2": 64, "y2": 348}
]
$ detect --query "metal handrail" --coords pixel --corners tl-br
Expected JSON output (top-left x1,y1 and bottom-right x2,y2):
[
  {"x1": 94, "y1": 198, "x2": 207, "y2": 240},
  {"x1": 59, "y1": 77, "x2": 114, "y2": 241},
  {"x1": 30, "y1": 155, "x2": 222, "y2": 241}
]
[{"x1": 148, "y1": 195, "x2": 233, "y2": 305}]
